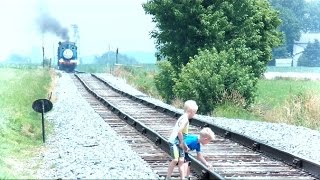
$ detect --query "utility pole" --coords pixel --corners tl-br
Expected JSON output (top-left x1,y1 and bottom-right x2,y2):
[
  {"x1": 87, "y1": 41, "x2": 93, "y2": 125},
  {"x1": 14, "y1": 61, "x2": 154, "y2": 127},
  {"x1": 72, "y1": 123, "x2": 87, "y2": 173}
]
[
  {"x1": 52, "y1": 43, "x2": 54, "y2": 68},
  {"x1": 108, "y1": 44, "x2": 110, "y2": 61},
  {"x1": 116, "y1": 48, "x2": 119, "y2": 64},
  {"x1": 71, "y1": 24, "x2": 79, "y2": 44},
  {"x1": 71, "y1": 24, "x2": 80, "y2": 62},
  {"x1": 42, "y1": 33, "x2": 45, "y2": 68}
]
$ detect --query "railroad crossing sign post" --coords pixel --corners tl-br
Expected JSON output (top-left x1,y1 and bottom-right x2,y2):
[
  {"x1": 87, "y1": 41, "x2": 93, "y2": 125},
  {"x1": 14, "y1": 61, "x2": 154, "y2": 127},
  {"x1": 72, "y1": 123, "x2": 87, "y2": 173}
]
[{"x1": 32, "y1": 99, "x2": 53, "y2": 143}]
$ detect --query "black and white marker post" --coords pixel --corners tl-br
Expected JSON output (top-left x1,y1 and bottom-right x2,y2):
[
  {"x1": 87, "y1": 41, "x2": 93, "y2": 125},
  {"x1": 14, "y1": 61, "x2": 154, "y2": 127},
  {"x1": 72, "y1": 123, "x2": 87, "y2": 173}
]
[{"x1": 32, "y1": 99, "x2": 53, "y2": 143}]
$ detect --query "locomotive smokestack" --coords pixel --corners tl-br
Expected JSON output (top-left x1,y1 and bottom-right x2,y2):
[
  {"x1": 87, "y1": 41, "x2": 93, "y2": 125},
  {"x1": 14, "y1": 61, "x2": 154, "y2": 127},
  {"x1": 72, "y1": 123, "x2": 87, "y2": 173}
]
[{"x1": 37, "y1": 13, "x2": 70, "y2": 41}]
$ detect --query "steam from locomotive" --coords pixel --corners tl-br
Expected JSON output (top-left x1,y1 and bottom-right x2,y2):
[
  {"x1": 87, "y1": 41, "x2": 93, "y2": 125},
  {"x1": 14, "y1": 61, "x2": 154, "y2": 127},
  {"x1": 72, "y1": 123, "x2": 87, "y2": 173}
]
[{"x1": 37, "y1": 13, "x2": 70, "y2": 41}]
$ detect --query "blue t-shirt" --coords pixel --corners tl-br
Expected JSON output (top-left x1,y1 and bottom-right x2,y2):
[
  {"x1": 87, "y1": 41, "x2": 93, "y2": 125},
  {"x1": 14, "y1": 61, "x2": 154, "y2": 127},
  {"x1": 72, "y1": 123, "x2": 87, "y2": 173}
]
[{"x1": 184, "y1": 134, "x2": 201, "y2": 152}]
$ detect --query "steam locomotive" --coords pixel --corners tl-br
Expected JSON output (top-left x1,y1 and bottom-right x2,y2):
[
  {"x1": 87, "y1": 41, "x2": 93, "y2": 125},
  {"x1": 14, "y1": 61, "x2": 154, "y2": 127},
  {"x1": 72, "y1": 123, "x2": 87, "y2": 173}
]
[{"x1": 57, "y1": 41, "x2": 78, "y2": 72}]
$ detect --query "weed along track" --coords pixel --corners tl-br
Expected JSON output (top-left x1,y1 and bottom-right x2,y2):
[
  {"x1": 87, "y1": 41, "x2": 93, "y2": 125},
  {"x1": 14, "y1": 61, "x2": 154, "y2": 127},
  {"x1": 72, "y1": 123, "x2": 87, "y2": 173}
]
[{"x1": 73, "y1": 73, "x2": 319, "y2": 180}]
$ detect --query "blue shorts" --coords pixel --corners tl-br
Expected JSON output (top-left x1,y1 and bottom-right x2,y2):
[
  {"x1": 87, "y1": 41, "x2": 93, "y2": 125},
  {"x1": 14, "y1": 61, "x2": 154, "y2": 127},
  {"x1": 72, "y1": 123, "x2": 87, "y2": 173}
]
[{"x1": 169, "y1": 143, "x2": 185, "y2": 161}]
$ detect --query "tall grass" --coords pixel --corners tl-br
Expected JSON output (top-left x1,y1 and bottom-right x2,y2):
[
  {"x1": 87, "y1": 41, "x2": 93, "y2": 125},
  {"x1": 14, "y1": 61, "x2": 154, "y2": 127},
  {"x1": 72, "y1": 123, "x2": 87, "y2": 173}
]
[
  {"x1": 272, "y1": 91, "x2": 320, "y2": 128},
  {"x1": 0, "y1": 68, "x2": 53, "y2": 178},
  {"x1": 111, "y1": 65, "x2": 161, "y2": 98},
  {"x1": 255, "y1": 80, "x2": 320, "y2": 130}
]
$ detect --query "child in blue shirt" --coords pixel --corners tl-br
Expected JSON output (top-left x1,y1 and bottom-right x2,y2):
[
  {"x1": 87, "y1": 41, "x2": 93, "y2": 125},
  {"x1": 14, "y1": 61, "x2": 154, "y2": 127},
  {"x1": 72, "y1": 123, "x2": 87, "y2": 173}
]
[{"x1": 184, "y1": 127, "x2": 215, "y2": 178}]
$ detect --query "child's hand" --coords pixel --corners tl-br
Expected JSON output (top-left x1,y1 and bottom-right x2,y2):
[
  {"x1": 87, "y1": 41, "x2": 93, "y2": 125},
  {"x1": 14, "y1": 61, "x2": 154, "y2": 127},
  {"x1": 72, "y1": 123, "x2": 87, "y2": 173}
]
[
  {"x1": 184, "y1": 145, "x2": 189, "y2": 152},
  {"x1": 179, "y1": 143, "x2": 189, "y2": 152},
  {"x1": 183, "y1": 143, "x2": 189, "y2": 152},
  {"x1": 205, "y1": 163, "x2": 212, "y2": 168}
]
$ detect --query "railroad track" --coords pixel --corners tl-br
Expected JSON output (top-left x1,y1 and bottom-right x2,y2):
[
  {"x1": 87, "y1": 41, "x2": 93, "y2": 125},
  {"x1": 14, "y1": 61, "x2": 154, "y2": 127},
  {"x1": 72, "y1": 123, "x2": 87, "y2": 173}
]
[
  {"x1": 73, "y1": 73, "x2": 319, "y2": 180},
  {"x1": 72, "y1": 75, "x2": 197, "y2": 179}
]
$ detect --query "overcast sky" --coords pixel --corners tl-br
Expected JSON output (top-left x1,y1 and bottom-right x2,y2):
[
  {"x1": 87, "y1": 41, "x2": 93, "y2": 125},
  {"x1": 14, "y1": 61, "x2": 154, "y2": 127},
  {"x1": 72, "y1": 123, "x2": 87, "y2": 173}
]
[{"x1": 0, "y1": 0, "x2": 156, "y2": 60}]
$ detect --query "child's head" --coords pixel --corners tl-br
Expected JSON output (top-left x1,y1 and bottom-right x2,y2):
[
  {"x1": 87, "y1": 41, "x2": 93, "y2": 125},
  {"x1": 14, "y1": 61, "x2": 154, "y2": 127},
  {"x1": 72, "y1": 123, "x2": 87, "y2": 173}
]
[
  {"x1": 199, "y1": 127, "x2": 215, "y2": 145},
  {"x1": 184, "y1": 100, "x2": 198, "y2": 119}
]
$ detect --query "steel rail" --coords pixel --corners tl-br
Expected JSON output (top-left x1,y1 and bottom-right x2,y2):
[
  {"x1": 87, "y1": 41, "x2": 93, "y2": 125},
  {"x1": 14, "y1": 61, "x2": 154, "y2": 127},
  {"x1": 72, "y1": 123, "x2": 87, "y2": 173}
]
[{"x1": 74, "y1": 73, "x2": 224, "y2": 179}]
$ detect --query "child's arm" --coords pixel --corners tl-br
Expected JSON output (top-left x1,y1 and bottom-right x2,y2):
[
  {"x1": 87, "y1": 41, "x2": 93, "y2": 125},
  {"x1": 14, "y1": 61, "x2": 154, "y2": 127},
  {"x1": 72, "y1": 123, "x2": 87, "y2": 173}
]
[
  {"x1": 196, "y1": 152, "x2": 212, "y2": 168},
  {"x1": 177, "y1": 118, "x2": 189, "y2": 151},
  {"x1": 177, "y1": 131, "x2": 188, "y2": 151}
]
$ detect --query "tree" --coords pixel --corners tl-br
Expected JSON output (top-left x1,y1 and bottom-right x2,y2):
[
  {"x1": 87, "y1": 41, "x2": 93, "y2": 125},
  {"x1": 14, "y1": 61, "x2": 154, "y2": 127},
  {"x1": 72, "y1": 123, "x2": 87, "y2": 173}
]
[
  {"x1": 143, "y1": 0, "x2": 282, "y2": 113},
  {"x1": 269, "y1": 0, "x2": 320, "y2": 59},
  {"x1": 154, "y1": 60, "x2": 177, "y2": 103},
  {"x1": 298, "y1": 40, "x2": 320, "y2": 67},
  {"x1": 94, "y1": 51, "x2": 138, "y2": 65},
  {"x1": 144, "y1": 0, "x2": 282, "y2": 73},
  {"x1": 302, "y1": 1, "x2": 320, "y2": 32},
  {"x1": 5, "y1": 54, "x2": 29, "y2": 64},
  {"x1": 269, "y1": 0, "x2": 305, "y2": 58}
]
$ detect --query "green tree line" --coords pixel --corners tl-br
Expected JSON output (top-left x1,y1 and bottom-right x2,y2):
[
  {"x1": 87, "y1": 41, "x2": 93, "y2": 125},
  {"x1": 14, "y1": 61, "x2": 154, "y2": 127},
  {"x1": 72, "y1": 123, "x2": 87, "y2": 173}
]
[{"x1": 94, "y1": 51, "x2": 139, "y2": 65}]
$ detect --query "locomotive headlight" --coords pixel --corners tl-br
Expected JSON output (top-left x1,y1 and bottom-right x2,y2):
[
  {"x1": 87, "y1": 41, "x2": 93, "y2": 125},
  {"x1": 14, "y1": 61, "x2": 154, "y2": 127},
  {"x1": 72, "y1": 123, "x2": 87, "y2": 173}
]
[{"x1": 63, "y1": 49, "x2": 74, "y2": 59}]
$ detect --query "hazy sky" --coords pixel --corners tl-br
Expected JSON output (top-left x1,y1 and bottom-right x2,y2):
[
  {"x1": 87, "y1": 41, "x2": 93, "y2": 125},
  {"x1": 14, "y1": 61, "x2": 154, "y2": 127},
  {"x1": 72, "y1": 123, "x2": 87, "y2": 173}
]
[{"x1": 0, "y1": 0, "x2": 156, "y2": 60}]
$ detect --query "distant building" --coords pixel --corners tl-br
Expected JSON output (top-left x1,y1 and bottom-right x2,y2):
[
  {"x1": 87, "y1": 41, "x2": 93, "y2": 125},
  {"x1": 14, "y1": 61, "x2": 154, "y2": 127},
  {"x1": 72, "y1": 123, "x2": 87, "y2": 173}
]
[
  {"x1": 275, "y1": 58, "x2": 292, "y2": 67},
  {"x1": 292, "y1": 32, "x2": 320, "y2": 66}
]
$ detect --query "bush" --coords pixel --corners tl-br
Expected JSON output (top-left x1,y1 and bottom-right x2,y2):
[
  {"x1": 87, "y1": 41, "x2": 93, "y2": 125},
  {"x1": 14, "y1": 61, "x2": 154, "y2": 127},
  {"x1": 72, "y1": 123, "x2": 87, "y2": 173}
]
[
  {"x1": 173, "y1": 48, "x2": 258, "y2": 114},
  {"x1": 154, "y1": 60, "x2": 177, "y2": 103}
]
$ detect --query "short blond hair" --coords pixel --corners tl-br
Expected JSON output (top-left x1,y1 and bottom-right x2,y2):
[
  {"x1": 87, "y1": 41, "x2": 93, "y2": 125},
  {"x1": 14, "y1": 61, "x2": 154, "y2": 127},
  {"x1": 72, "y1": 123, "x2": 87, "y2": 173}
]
[
  {"x1": 184, "y1": 100, "x2": 198, "y2": 112},
  {"x1": 200, "y1": 127, "x2": 215, "y2": 141}
]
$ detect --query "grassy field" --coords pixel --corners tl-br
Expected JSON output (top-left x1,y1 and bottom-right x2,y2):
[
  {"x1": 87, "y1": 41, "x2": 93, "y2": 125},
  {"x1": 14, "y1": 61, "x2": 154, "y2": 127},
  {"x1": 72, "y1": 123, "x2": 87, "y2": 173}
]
[
  {"x1": 254, "y1": 79, "x2": 320, "y2": 128},
  {"x1": 0, "y1": 67, "x2": 53, "y2": 179},
  {"x1": 256, "y1": 79, "x2": 320, "y2": 107},
  {"x1": 214, "y1": 79, "x2": 320, "y2": 129}
]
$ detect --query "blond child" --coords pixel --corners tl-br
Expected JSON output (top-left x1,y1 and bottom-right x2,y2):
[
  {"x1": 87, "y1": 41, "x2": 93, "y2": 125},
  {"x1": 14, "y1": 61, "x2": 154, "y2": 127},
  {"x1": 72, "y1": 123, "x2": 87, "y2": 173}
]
[
  {"x1": 166, "y1": 100, "x2": 198, "y2": 180},
  {"x1": 183, "y1": 127, "x2": 215, "y2": 179}
]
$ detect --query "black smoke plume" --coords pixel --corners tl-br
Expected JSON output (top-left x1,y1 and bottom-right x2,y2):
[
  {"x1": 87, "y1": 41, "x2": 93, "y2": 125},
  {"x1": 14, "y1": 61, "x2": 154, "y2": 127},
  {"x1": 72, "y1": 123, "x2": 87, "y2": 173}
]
[{"x1": 37, "y1": 13, "x2": 69, "y2": 41}]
